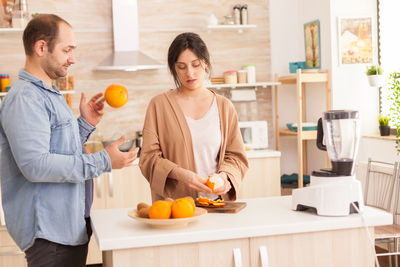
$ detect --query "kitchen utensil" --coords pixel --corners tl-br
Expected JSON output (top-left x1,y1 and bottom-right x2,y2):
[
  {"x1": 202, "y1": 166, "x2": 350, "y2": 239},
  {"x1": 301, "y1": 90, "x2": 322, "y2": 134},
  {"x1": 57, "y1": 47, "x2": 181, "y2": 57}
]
[
  {"x1": 292, "y1": 110, "x2": 364, "y2": 216},
  {"x1": 102, "y1": 139, "x2": 134, "y2": 152},
  {"x1": 233, "y1": 5, "x2": 241, "y2": 25},
  {"x1": 240, "y1": 4, "x2": 248, "y2": 25},
  {"x1": 128, "y1": 207, "x2": 207, "y2": 229},
  {"x1": 196, "y1": 201, "x2": 246, "y2": 213},
  {"x1": 286, "y1": 122, "x2": 317, "y2": 131}
]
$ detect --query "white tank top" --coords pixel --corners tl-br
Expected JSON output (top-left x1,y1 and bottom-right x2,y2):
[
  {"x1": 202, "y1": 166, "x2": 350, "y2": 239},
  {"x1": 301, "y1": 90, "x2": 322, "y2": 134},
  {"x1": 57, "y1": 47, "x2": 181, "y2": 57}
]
[{"x1": 185, "y1": 96, "x2": 221, "y2": 199}]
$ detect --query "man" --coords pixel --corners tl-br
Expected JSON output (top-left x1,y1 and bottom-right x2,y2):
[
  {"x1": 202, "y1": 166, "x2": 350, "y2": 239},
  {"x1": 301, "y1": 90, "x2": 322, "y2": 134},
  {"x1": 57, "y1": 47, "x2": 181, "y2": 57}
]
[{"x1": 0, "y1": 14, "x2": 138, "y2": 267}]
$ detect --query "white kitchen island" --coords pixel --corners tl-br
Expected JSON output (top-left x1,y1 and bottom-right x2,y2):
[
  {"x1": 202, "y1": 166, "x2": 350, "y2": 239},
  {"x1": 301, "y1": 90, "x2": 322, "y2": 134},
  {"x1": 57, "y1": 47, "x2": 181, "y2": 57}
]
[{"x1": 90, "y1": 196, "x2": 391, "y2": 267}]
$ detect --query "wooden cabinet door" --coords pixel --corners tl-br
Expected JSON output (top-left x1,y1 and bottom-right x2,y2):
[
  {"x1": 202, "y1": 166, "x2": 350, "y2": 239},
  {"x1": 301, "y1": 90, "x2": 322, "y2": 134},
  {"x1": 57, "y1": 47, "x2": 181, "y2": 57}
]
[
  {"x1": 239, "y1": 157, "x2": 281, "y2": 199},
  {"x1": 87, "y1": 173, "x2": 107, "y2": 265},
  {"x1": 104, "y1": 165, "x2": 152, "y2": 209},
  {"x1": 103, "y1": 238, "x2": 250, "y2": 267},
  {"x1": 0, "y1": 229, "x2": 26, "y2": 267},
  {"x1": 87, "y1": 165, "x2": 152, "y2": 265},
  {"x1": 249, "y1": 228, "x2": 374, "y2": 267}
]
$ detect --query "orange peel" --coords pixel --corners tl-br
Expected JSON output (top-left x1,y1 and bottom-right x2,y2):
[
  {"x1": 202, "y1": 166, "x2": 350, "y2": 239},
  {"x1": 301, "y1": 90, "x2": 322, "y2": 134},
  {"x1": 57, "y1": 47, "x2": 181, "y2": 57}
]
[{"x1": 205, "y1": 174, "x2": 224, "y2": 192}]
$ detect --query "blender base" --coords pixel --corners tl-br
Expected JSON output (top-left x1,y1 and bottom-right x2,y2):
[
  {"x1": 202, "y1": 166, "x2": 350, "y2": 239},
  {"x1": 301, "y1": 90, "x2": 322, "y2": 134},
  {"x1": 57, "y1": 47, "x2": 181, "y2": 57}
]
[{"x1": 291, "y1": 175, "x2": 364, "y2": 216}]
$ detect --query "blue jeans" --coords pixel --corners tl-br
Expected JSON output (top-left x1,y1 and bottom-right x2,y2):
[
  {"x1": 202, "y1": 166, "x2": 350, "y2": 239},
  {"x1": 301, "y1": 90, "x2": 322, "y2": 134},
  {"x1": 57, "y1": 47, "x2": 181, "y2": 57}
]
[{"x1": 25, "y1": 218, "x2": 92, "y2": 267}]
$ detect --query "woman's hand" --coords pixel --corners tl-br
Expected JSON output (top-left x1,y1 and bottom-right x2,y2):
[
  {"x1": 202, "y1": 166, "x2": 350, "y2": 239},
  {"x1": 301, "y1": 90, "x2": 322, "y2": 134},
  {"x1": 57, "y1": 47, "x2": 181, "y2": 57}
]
[
  {"x1": 169, "y1": 167, "x2": 212, "y2": 193},
  {"x1": 212, "y1": 172, "x2": 232, "y2": 195}
]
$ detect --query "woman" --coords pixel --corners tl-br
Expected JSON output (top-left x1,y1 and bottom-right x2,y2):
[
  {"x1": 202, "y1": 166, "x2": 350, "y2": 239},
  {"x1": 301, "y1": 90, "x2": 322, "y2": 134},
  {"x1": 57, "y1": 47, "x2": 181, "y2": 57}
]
[{"x1": 139, "y1": 32, "x2": 248, "y2": 202}]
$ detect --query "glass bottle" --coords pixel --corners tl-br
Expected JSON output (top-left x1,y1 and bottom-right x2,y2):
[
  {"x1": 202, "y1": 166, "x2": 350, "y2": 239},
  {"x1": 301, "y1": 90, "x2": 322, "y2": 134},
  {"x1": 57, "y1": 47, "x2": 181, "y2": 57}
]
[
  {"x1": 233, "y1": 5, "x2": 241, "y2": 25},
  {"x1": 240, "y1": 4, "x2": 248, "y2": 25}
]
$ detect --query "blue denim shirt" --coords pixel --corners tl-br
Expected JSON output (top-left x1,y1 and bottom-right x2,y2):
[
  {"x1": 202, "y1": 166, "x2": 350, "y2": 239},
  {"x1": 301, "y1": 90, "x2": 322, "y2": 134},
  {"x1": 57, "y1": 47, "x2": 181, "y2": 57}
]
[{"x1": 0, "y1": 69, "x2": 111, "y2": 251}]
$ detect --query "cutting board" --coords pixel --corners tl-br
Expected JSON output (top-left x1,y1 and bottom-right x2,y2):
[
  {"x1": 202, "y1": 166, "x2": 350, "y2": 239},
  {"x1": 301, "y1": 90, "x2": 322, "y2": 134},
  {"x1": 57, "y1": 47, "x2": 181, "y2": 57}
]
[{"x1": 196, "y1": 201, "x2": 247, "y2": 214}]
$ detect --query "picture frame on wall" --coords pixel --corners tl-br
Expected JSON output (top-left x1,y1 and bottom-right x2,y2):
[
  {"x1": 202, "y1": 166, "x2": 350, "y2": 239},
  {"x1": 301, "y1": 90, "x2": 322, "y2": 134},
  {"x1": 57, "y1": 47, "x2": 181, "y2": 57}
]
[
  {"x1": 338, "y1": 17, "x2": 372, "y2": 65},
  {"x1": 304, "y1": 19, "x2": 321, "y2": 69}
]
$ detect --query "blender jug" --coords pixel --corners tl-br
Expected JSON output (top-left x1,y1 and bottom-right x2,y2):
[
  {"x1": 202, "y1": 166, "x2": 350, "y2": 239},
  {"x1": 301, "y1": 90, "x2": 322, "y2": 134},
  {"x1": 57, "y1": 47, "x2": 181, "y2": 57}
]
[{"x1": 316, "y1": 110, "x2": 360, "y2": 176}]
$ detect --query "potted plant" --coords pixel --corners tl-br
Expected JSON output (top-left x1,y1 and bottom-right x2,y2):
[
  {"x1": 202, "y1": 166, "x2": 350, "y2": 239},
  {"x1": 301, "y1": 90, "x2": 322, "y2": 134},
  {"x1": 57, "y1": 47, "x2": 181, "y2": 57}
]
[
  {"x1": 388, "y1": 72, "x2": 400, "y2": 153},
  {"x1": 378, "y1": 114, "x2": 390, "y2": 136},
  {"x1": 366, "y1": 65, "x2": 384, "y2": 87}
]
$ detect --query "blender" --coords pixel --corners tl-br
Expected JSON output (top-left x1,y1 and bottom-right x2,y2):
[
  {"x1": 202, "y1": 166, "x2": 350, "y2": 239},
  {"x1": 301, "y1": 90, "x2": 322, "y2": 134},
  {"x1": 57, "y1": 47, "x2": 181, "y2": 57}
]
[{"x1": 291, "y1": 110, "x2": 364, "y2": 216}]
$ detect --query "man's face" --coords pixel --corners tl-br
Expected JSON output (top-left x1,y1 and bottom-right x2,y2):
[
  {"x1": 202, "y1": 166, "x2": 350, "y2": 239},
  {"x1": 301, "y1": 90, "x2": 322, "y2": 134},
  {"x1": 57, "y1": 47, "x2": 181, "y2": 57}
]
[{"x1": 42, "y1": 22, "x2": 76, "y2": 80}]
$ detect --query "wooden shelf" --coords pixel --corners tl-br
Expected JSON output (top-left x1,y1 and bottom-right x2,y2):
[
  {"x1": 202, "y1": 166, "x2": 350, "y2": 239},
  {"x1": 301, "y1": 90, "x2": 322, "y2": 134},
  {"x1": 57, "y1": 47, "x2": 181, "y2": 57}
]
[
  {"x1": 0, "y1": 28, "x2": 24, "y2": 32},
  {"x1": 279, "y1": 129, "x2": 317, "y2": 140},
  {"x1": 274, "y1": 69, "x2": 331, "y2": 188},
  {"x1": 278, "y1": 72, "x2": 328, "y2": 84},
  {"x1": 207, "y1": 82, "x2": 280, "y2": 90},
  {"x1": 206, "y1": 24, "x2": 257, "y2": 33}
]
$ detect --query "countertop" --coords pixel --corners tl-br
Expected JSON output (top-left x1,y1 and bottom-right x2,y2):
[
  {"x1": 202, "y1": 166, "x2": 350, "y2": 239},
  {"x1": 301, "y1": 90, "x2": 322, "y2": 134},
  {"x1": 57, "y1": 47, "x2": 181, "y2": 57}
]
[{"x1": 90, "y1": 196, "x2": 391, "y2": 251}]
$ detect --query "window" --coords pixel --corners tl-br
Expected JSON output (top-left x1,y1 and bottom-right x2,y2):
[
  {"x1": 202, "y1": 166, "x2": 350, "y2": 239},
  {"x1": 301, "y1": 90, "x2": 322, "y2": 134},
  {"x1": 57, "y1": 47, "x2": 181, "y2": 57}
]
[{"x1": 378, "y1": 0, "x2": 400, "y2": 126}]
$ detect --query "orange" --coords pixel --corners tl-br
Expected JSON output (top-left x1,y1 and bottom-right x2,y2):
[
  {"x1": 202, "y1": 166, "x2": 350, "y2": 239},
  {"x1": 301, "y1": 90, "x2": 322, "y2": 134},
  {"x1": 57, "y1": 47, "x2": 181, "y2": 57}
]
[
  {"x1": 205, "y1": 174, "x2": 224, "y2": 192},
  {"x1": 148, "y1": 200, "x2": 172, "y2": 219},
  {"x1": 104, "y1": 84, "x2": 128, "y2": 108},
  {"x1": 171, "y1": 198, "x2": 195, "y2": 218},
  {"x1": 184, "y1": 196, "x2": 196, "y2": 211}
]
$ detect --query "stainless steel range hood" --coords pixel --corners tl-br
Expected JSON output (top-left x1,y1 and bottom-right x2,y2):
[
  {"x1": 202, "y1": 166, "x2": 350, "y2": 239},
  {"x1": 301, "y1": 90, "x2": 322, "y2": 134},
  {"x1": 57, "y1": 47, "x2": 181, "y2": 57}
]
[{"x1": 94, "y1": 0, "x2": 165, "y2": 71}]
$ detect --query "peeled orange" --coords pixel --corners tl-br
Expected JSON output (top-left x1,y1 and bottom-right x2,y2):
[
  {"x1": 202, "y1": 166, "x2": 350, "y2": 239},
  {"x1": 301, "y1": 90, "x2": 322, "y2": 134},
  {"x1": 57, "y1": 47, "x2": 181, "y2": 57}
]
[
  {"x1": 105, "y1": 84, "x2": 128, "y2": 108},
  {"x1": 205, "y1": 174, "x2": 224, "y2": 192},
  {"x1": 148, "y1": 200, "x2": 172, "y2": 219},
  {"x1": 171, "y1": 198, "x2": 195, "y2": 218}
]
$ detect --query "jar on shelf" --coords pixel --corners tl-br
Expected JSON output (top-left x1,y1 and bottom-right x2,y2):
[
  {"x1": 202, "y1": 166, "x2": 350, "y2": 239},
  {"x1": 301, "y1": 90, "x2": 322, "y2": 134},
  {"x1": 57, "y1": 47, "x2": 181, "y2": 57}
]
[
  {"x1": 0, "y1": 74, "x2": 10, "y2": 92},
  {"x1": 233, "y1": 5, "x2": 241, "y2": 25},
  {"x1": 243, "y1": 64, "x2": 256, "y2": 83},
  {"x1": 240, "y1": 4, "x2": 248, "y2": 25},
  {"x1": 224, "y1": 70, "x2": 238, "y2": 84},
  {"x1": 11, "y1": 0, "x2": 29, "y2": 29},
  {"x1": 224, "y1": 15, "x2": 234, "y2": 25},
  {"x1": 238, "y1": 70, "x2": 247, "y2": 83}
]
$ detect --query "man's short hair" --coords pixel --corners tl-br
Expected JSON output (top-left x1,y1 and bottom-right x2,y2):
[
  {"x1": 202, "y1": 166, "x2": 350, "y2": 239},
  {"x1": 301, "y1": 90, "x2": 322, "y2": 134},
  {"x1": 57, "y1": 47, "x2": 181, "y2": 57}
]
[{"x1": 23, "y1": 14, "x2": 71, "y2": 56}]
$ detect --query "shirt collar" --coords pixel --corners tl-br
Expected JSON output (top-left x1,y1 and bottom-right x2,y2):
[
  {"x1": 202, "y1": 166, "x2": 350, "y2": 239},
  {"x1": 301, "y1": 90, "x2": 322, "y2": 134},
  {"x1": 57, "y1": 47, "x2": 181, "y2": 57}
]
[{"x1": 18, "y1": 69, "x2": 62, "y2": 95}]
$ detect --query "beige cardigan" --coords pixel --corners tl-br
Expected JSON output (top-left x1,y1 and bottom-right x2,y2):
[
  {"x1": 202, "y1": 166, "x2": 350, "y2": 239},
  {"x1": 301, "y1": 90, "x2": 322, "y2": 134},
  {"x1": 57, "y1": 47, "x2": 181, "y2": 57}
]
[{"x1": 139, "y1": 89, "x2": 248, "y2": 202}]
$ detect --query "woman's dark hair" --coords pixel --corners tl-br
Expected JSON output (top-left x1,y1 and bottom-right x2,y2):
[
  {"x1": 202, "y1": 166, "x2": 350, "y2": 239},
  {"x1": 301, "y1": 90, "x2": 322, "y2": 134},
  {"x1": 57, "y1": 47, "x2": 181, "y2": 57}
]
[
  {"x1": 167, "y1": 32, "x2": 212, "y2": 88},
  {"x1": 23, "y1": 14, "x2": 71, "y2": 56}
]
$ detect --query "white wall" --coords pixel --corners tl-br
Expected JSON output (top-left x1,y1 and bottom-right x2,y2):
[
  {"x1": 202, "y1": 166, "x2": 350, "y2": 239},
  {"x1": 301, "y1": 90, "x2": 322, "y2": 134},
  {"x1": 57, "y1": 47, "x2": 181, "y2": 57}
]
[
  {"x1": 270, "y1": 0, "x2": 331, "y2": 176},
  {"x1": 271, "y1": 0, "x2": 399, "y2": 177},
  {"x1": 329, "y1": 0, "x2": 400, "y2": 164}
]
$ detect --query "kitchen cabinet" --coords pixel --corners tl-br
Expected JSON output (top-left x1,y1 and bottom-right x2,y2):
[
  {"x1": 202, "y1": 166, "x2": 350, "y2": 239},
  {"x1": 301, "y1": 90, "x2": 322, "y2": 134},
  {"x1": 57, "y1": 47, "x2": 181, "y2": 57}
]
[
  {"x1": 103, "y1": 238, "x2": 250, "y2": 267},
  {"x1": 91, "y1": 197, "x2": 387, "y2": 267},
  {"x1": 0, "y1": 227, "x2": 26, "y2": 267},
  {"x1": 87, "y1": 164, "x2": 152, "y2": 265},
  {"x1": 239, "y1": 150, "x2": 281, "y2": 198},
  {"x1": 87, "y1": 151, "x2": 281, "y2": 265},
  {"x1": 274, "y1": 69, "x2": 331, "y2": 188},
  {"x1": 101, "y1": 227, "x2": 373, "y2": 267},
  {"x1": 207, "y1": 82, "x2": 280, "y2": 91}
]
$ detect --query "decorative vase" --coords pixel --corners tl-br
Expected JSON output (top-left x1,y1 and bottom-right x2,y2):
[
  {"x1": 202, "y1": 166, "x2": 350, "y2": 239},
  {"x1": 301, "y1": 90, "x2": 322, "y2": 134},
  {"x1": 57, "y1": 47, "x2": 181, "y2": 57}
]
[
  {"x1": 367, "y1": 75, "x2": 383, "y2": 87},
  {"x1": 379, "y1": 126, "x2": 391, "y2": 136}
]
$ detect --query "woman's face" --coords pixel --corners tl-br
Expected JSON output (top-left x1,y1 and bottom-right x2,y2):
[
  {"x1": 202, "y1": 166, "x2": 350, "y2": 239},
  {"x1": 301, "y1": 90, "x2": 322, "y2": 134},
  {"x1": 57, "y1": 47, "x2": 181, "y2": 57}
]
[{"x1": 175, "y1": 49, "x2": 208, "y2": 91}]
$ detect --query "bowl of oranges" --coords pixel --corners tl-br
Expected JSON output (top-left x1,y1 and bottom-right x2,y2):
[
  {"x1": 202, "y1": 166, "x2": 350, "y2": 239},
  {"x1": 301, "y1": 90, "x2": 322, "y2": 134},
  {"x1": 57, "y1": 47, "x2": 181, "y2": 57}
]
[{"x1": 128, "y1": 197, "x2": 207, "y2": 228}]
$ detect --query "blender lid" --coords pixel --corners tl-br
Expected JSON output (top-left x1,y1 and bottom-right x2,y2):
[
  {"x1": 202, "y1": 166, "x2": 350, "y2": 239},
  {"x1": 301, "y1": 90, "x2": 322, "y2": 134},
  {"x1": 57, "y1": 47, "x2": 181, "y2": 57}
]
[{"x1": 324, "y1": 110, "x2": 359, "y2": 120}]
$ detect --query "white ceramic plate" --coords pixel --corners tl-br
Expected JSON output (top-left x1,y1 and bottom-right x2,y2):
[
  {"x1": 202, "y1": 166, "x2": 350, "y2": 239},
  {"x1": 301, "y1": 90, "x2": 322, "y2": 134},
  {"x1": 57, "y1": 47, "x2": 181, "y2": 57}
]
[{"x1": 128, "y1": 207, "x2": 207, "y2": 229}]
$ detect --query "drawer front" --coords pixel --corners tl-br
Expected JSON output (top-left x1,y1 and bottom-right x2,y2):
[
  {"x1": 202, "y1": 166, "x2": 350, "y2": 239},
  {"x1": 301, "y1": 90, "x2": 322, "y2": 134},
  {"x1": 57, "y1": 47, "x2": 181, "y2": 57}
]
[{"x1": 0, "y1": 229, "x2": 26, "y2": 267}]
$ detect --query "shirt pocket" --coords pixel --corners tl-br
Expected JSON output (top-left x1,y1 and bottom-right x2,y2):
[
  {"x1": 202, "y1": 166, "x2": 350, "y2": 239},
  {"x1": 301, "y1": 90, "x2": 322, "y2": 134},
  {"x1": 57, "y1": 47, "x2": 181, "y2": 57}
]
[{"x1": 49, "y1": 119, "x2": 77, "y2": 155}]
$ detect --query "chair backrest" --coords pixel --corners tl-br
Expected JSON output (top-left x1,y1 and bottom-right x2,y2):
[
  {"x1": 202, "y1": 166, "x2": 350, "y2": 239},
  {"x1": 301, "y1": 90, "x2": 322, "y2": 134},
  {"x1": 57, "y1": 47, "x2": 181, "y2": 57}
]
[
  {"x1": 391, "y1": 161, "x2": 400, "y2": 224},
  {"x1": 364, "y1": 158, "x2": 399, "y2": 213}
]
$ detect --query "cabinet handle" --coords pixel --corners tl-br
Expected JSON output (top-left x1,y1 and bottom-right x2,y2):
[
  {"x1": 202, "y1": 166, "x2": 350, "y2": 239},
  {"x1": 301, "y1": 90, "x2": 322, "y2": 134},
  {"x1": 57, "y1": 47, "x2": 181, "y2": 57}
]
[
  {"x1": 0, "y1": 250, "x2": 24, "y2": 256},
  {"x1": 108, "y1": 172, "x2": 113, "y2": 198},
  {"x1": 259, "y1": 246, "x2": 269, "y2": 267},
  {"x1": 95, "y1": 175, "x2": 102, "y2": 198},
  {"x1": 233, "y1": 248, "x2": 243, "y2": 267}
]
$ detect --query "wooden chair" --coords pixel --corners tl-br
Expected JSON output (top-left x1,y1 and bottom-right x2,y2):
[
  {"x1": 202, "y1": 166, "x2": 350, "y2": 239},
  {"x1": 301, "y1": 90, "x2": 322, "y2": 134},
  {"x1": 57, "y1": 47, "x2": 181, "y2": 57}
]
[{"x1": 364, "y1": 158, "x2": 400, "y2": 266}]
